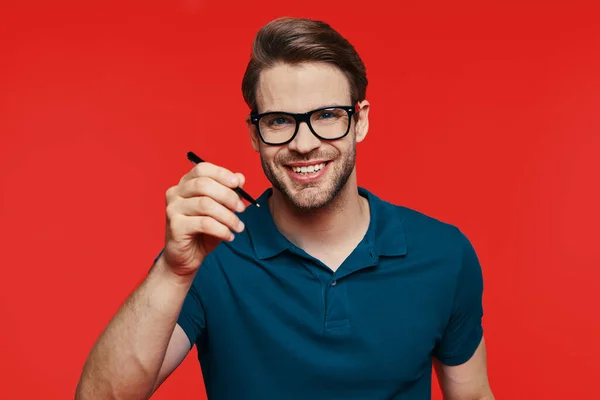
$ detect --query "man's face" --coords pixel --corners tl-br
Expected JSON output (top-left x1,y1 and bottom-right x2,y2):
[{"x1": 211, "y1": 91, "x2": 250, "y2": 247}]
[{"x1": 249, "y1": 62, "x2": 369, "y2": 210}]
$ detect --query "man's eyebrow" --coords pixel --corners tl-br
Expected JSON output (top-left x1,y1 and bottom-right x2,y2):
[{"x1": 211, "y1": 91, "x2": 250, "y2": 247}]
[{"x1": 261, "y1": 104, "x2": 349, "y2": 114}]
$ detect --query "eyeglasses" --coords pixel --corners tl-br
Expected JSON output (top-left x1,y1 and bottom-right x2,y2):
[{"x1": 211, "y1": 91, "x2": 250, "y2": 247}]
[{"x1": 250, "y1": 105, "x2": 356, "y2": 145}]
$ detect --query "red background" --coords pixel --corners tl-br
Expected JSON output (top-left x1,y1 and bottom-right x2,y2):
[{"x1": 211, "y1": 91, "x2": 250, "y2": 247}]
[{"x1": 1, "y1": 1, "x2": 599, "y2": 398}]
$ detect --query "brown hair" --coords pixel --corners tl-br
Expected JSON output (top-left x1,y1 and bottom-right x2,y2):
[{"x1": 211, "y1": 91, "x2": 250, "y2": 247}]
[{"x1": 241, "y1": 17, "x2": 368, "y2": 114}]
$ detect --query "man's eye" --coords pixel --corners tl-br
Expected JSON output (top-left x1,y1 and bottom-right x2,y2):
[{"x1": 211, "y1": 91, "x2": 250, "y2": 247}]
[{"x1": 315, "y1": 110, "x2": 342, "y2": 120}]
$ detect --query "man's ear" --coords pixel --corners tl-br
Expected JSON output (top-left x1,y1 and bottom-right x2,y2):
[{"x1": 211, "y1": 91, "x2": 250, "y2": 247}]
[
  {"x1": 246, "y1": 115, "x2": 260, "y2": 152},
  {"x1": 354, "y1": 100, "x2": 370, "y2": 143}
]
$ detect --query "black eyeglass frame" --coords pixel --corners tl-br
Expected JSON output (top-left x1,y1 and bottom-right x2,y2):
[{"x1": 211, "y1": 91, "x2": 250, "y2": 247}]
[{"x1": 250, "y1": 105, "x2": 356, "y2": 145}]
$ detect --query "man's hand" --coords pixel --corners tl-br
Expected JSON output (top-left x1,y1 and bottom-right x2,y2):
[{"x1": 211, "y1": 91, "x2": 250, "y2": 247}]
[{"x1": 162, "y1": 162, "x2": 247, "y2": 277}]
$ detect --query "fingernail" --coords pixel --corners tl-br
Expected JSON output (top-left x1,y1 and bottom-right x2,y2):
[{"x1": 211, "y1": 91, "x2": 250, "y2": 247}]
[
  {"x1": 235, "y1": 200, "x2": 244, "y2": 212},
  {"x1": 229, "y1": 232, "x2": 235, "y2": 242},
  {"x1": 238, "y1": 221, "x2": 245, "y2": 232}
]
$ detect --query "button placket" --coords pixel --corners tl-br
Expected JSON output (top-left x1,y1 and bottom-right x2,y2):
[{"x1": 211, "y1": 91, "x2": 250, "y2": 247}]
[{"x1": 324, "y1": 277, "x2": 349, "y2": 330}]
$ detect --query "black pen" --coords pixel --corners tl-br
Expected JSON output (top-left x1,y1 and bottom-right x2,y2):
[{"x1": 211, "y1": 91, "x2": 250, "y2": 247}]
[{"x1": 187, "y1": 151, "x2": 260, "y2": 208}]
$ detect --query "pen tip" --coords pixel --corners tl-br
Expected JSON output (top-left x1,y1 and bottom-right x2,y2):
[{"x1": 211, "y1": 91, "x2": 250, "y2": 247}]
[{"x1": 255, "y1": 203, "x2": 261, "y2": 207}]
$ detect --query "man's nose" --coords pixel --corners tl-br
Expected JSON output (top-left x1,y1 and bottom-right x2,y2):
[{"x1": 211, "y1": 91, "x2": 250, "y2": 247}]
[{"x1": 287, "y1": 122, "x2": 321, "y2": 154}]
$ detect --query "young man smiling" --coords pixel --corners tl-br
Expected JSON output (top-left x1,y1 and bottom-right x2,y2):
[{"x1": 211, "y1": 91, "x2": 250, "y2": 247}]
[{"x1": 76, "y1": 17, "x2": 494, "y2": 400}]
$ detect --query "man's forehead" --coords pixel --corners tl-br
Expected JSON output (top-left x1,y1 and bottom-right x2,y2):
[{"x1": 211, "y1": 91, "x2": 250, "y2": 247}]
[{"x1": 255, "y1": 62, "x2": 352, "y2": 113}]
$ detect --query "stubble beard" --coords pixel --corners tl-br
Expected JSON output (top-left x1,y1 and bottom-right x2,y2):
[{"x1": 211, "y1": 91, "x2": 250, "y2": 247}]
[{"x1": 260, "y1": 142, "x2": 357, "y2": 211}]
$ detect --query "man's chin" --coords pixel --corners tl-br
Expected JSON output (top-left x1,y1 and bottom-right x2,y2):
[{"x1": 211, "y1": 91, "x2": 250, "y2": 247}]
[
  {"x1": 283, "y1": 186, "x2": 334, "y2": 211},
  {"x1": 268, "y1": 170, "x2": 338, "y2": 210}
]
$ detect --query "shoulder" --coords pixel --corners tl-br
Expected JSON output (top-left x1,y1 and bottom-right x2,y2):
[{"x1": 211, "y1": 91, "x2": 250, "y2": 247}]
[
  {"x1": 397, "y1": 204, "x2": 465, "y2": 241},
  {"x1": 380, "y1": 200, "x2": 483, "y2": 305},
  {"x1": 378, "y1": 191, "x2": 467, "y2": 247},
  {"x1": 375, "y1": 193, "x2": 474, "y2": 266},
  {"x1": 396, "y1": 203, "x2": 480, "y2": 272}
]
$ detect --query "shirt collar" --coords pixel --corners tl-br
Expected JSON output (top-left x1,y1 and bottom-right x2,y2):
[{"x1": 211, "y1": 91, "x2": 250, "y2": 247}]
[
  {"x1": 245, "y1": 188, "x2": 289, "y2": 260},
  {"x1": 245, "y1": 187, "x2": 407, "y2": 260},
  {"x1": 360, "y1": 187, "x2": 408, "y2": 257}
]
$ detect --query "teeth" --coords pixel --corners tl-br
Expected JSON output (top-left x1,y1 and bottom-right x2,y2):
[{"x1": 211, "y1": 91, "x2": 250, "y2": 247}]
[{"x1": 292, "y1": 163, "x2": 326, "y2": 174}]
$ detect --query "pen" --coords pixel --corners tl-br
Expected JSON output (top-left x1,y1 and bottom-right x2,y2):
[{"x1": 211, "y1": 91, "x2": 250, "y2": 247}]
[{"x1": 187, "y1": 151, "x2": 260, "y2": 208}]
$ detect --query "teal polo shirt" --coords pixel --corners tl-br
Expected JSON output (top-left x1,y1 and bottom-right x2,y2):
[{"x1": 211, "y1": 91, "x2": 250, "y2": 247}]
[{"x1": 169, "y1": 187, "x2": 484, "y2": 399}]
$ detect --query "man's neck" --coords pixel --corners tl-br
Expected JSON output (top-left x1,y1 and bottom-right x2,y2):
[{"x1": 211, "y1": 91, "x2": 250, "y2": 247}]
[{"x1": 268, "y1": 183, "x2": 370, "y2": 252}]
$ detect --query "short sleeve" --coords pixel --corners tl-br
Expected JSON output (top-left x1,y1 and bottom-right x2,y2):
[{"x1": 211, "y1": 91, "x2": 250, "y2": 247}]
[
  {"x1": 151, "y1": 249, "x2": 207, "y2": 350},
  {"x1": 176, "y1": 278, "x2": 206, "y2": 350},
  {"x1": 433, "y1": 230, "x2": 485, "y2": 366}
]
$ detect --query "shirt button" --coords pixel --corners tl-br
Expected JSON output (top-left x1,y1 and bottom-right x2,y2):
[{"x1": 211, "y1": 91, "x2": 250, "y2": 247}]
[{"x1": 331, "y1": 281, "x2": 337, "y2": 286}]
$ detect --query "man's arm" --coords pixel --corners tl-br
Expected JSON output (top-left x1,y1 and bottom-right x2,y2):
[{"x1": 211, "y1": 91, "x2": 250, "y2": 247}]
[
  {"x1": 434, "y1": 337, "x2": 494, "y2": 400},
  {"x1": 151, "y1": 324, "x2": 192, "y2": 394},
  {"x1": 75, "y1": 160, "x2": 246, "y2": 398},
  {"x1": 75, "y1": 257, "x2": 193, "y2": 399},
  {"x1": 432, "y1": 228, "x2": 494, "y2": 400}
]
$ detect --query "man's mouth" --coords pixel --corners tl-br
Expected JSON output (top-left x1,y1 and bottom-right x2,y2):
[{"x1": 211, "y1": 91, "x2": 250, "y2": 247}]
[{"x1": 289, "y1": 162, "x2": 328, "y2": 174}]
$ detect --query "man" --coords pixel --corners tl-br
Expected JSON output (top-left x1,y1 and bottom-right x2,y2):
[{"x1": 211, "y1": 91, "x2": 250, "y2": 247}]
[{"x1": 76, "y1": 17, "x2": 494, "y2": 400}]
